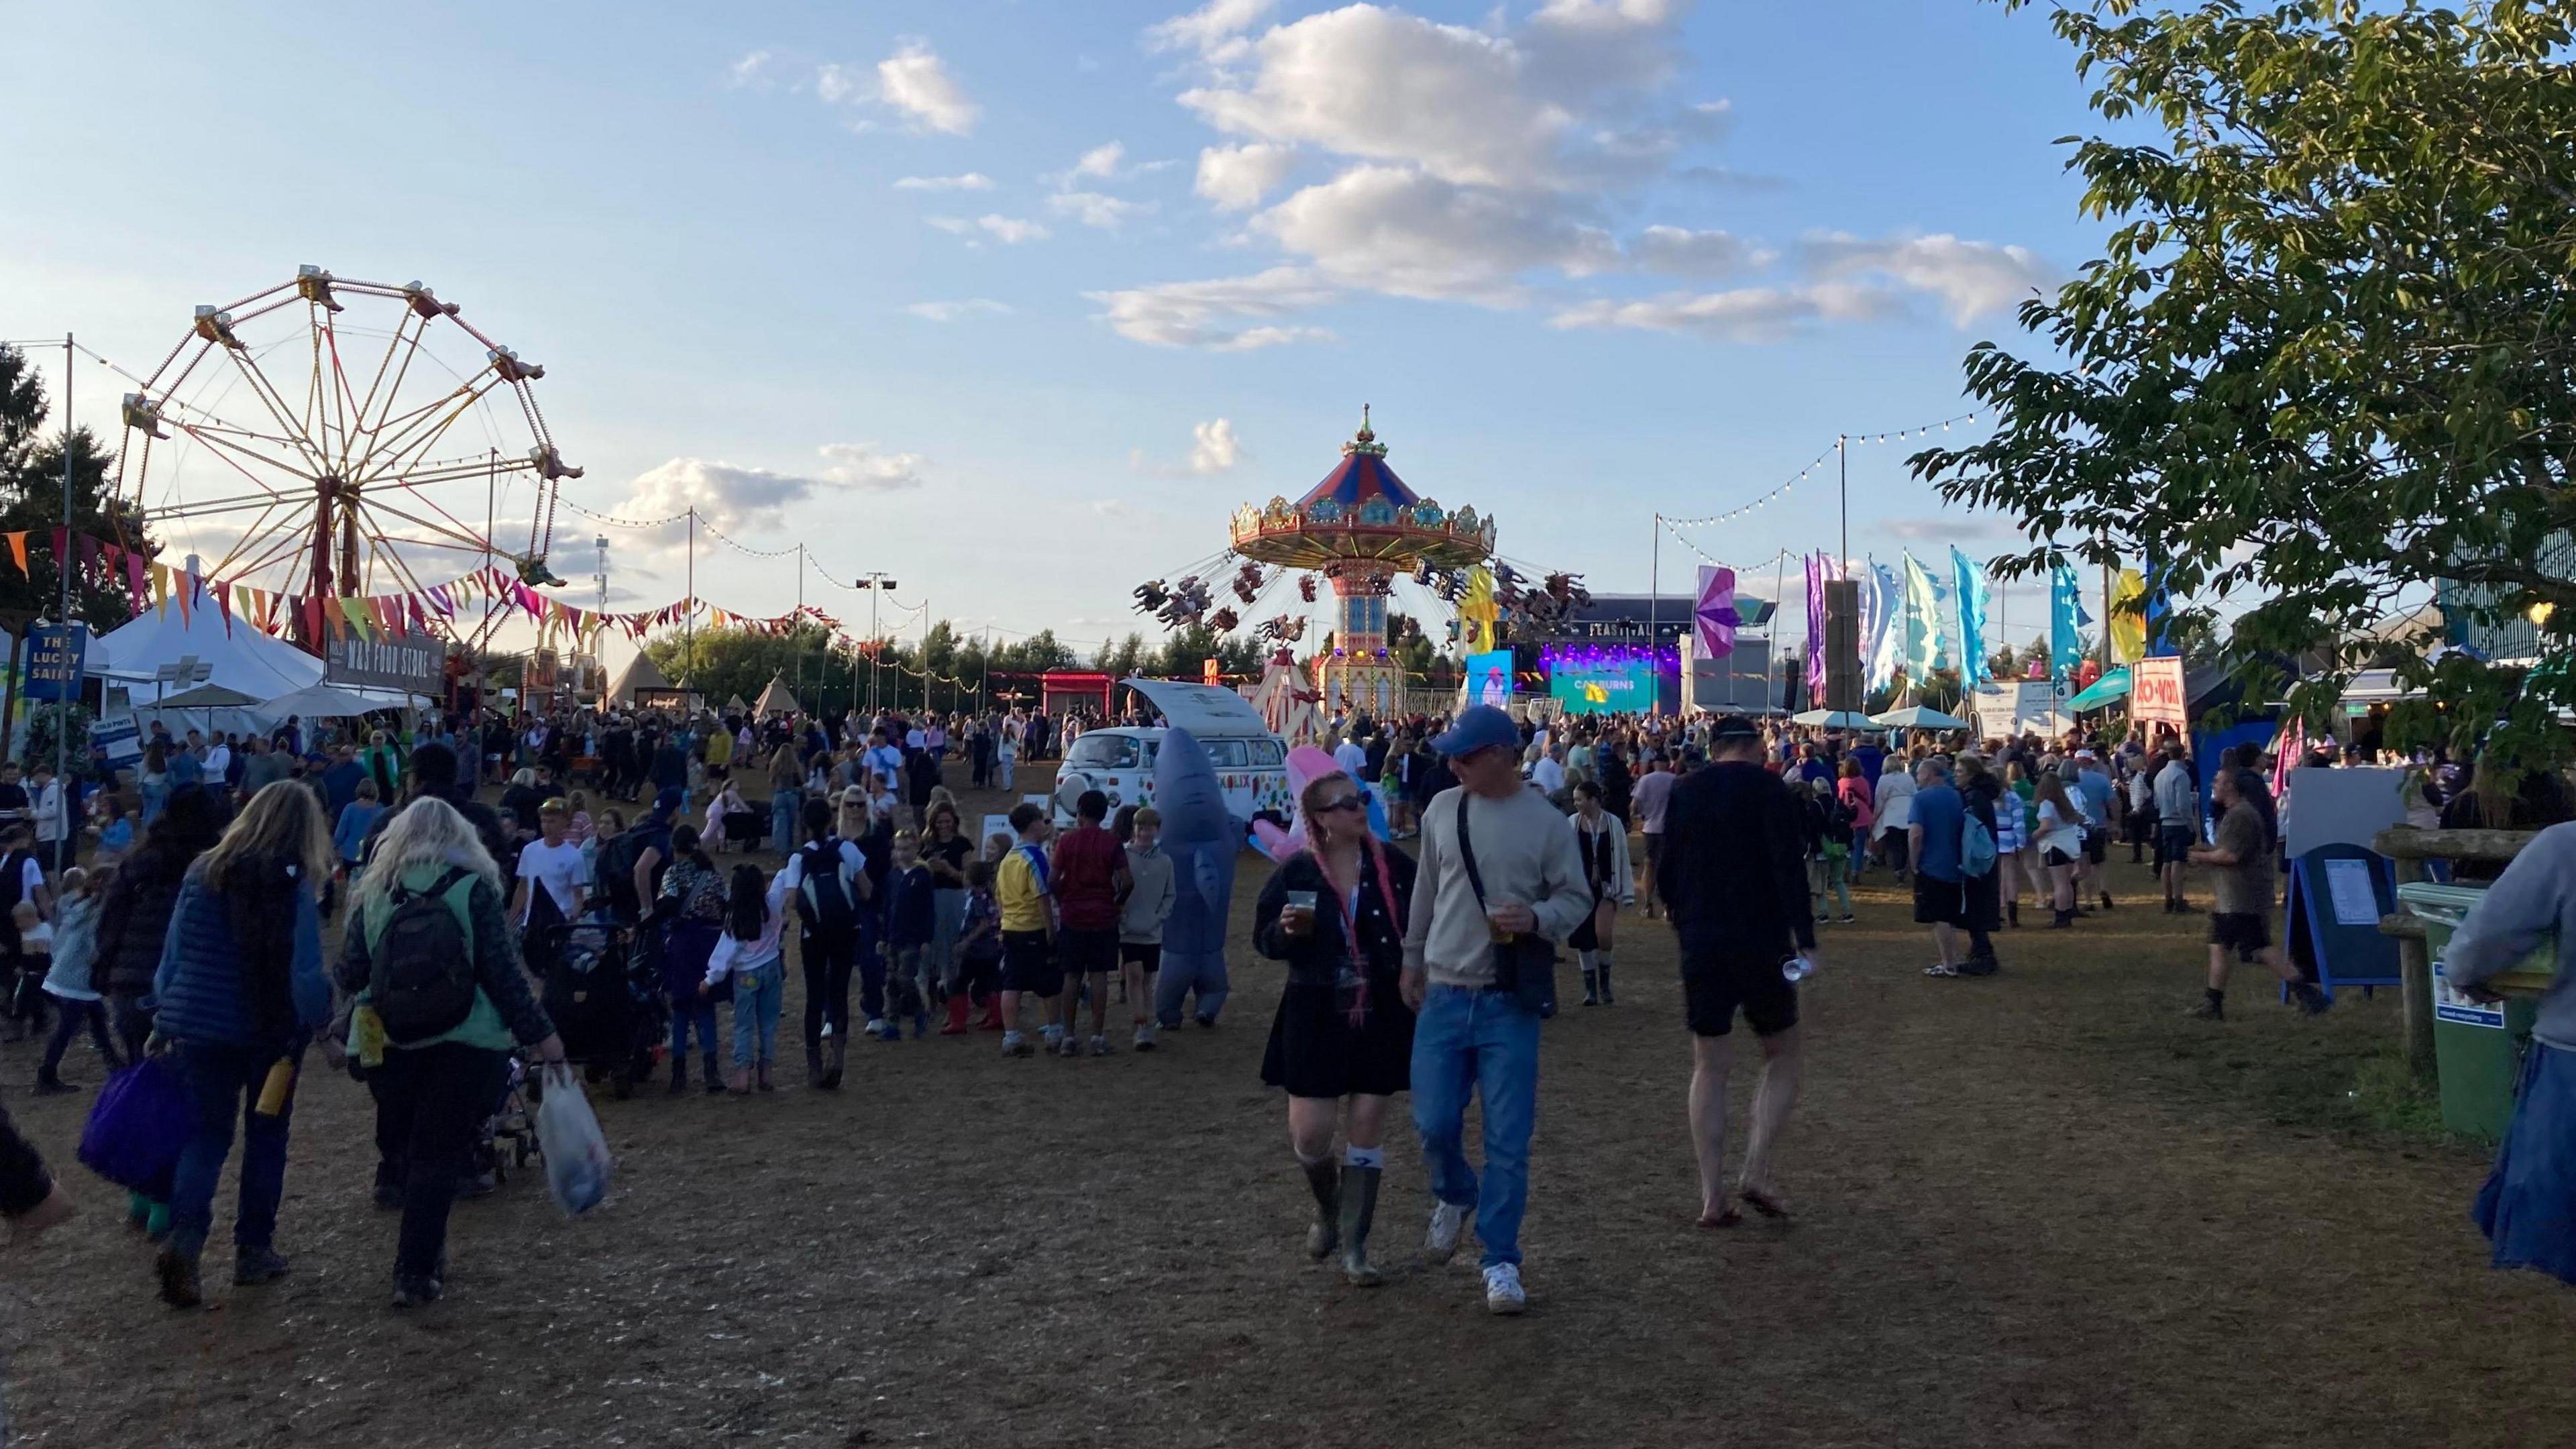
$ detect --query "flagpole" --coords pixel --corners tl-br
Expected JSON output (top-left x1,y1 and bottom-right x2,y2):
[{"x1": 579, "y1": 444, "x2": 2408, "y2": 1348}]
[
  {"x1": 1647, "y1": 515, "x2": 1660, "y2": 717},
  {"x1": 684, "y1": 506, "x2": 696, "y2": 698},
  {"x1": 56, "y1": 333, "x2": 72, "y2": 799}
]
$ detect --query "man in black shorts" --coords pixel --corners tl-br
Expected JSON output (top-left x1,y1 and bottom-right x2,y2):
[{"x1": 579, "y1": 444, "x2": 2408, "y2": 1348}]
[
  {"x1": 1656, "y1": 714, "x2": 1816, "y2": 1229},
  {"x1": 2188, "y1": 768, "x2": 2329, "y2": 1020}
]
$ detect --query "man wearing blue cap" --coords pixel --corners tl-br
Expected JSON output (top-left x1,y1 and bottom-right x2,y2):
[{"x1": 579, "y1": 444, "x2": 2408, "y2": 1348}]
[{"x1": 1400, "y1": 704, "x2": 1587, "y2": 1316}]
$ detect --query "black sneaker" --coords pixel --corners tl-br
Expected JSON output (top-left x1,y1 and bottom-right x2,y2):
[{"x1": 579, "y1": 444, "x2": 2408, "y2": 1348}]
[
  {"x1": 32, "y1": 1077, "x2": 78, "y2": 1096},
  {"x1": 391, "y1": 1274, "x2": 444, "y2": 1309},
  {"x1": 233, "y1": 1246, "x2": 292, "y2": 1287},
  {"x1": 2293, "y1": 983, "x2": 2333, "y2": 1016},
  {"x1": 156, "y1": 1246, "x2": 205, "y2": 1309},
  {"x1": 2188, "y1": 998, "x2": 2224, "y2": 1022}
]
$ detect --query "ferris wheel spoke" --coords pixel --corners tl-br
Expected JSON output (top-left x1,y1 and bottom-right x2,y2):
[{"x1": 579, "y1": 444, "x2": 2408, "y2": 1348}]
[
  {"x1": 216, "y1": 345, "x2": 331, "y2": 478},
  {"x1": 205, "y1": 504, "x2": 299, "y2": 580},
  {"x1": 366, "y1": 457, "x2": 541, "y2": 494},
  {"x1": 147, "y1": 484, "x2": 312, "y2": 521},
  {"x1": 178, "y1": 426, "x2": 319, "y2": 488},
  {"x1": 359, "y1": 497, "x2": 493, "y2": 554},
  {"x1": 220, "y1": 526, "x2": 317, "y2": 594},
  {"x1": 353, "y1": 376, "x2": 499, "y2": 482},
  {"x1": 346, "y1": 310, "x2": 421, "y2": 467}
]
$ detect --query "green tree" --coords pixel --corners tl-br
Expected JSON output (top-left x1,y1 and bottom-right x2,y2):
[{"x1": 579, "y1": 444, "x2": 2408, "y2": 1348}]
[
  {"x1": 1919, "y1": 1, "x2": 2576, "y2": 765},
  {"x1": 0, "y1": 345, "x2": 158, "y2": 632}
]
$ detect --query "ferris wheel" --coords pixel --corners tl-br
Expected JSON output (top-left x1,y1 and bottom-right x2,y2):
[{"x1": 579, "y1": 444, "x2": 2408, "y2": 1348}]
[{"x1": 110, "y1": 266, "x2": 582, "y2": 648}]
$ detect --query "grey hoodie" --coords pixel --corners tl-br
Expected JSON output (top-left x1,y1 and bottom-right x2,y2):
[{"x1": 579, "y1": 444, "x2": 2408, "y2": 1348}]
[
  {"x1": 1120, "y1": 843, "x2": 1177, "y2": 945},
  {"x1": 2443, "y1": 819, "x2": 2576, "y2": 1051}
]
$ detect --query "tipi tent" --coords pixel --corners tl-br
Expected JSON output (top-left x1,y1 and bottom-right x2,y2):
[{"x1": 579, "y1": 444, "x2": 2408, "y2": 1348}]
[
  {"x1": 753, "y1": 674, "x2": 800, "y2": 718},
  {"x1": 605, "y1": 651, "x2": 671, "y2": 707}
]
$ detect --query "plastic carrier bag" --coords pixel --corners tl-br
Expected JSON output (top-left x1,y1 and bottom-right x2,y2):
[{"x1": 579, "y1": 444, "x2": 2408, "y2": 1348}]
[
  {"x1": 535, "y1": 1063, "x2": 614, "y2": 1216},
  {"x1": 77, "y1": 1056, "x2": 191, "y2": 1198}
]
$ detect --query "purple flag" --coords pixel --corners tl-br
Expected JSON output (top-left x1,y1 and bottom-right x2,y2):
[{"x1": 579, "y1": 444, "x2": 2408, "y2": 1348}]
[
  {"x1": 1694, "y1": 565, "x2": 1739, "y2": 659},
  {"x1": 1805, "y1": 553, "x2": 1828, "y2": 704}
]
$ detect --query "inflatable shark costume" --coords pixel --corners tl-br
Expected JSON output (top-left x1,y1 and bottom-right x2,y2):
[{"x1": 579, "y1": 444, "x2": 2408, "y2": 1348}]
[{"x1": 1151, "y1": 727, "x2": 1239, "y2": 1027}]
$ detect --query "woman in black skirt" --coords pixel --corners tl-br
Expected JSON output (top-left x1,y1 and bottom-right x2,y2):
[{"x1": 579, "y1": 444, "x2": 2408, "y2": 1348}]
[{"x1": 1256, "y1": 769, "x2": 1417, "y2": 1286}]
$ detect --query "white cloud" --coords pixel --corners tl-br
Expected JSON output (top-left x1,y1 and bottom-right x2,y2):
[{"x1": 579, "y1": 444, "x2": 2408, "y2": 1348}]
[
  {"x1": 1085, "y1": 266, "x2": 1340, "y2": 350},
  {"x1": 1071, "y1": 141, "x2": 1127, "y2": 180},
  {"x1": 1049, "y1": 191, "x2": 1152, "y2": 229},
  {"x1": 1252, "y1": 164, "x2": 1619, "y2": 303},
  {"x1": 904, "y1": 299, "x2": 1014, "y2": 321},
  {"x1": 975, "y1": 214, "x2": 1049, "y2": 244},
  {"x1": 894, "y1": 172, "x2": 994, "y2": 191},
  {"x1": 875, "y1": 39, "x2": 979, "y2": 136},
  {"x1": 1196, "y1": 142, "x2": 1297, "y2": 210},
  {"x1": 1799, "y1": 233, "x2": 2055, "y2": 325},
  {"x1": 1629, "y1": 224, "x2": 1758, "y2": 278},
  {"x1": 1091, "y1": 499, "x2": 1135, "y2": 518},
  {"x1": 815, "y1": 442, "x2": 927, "y2": 492},
  {"x1": 1548, "y1": 282, "x2": 1898, "y2": 341},
  {"x1": 929, "y1": 215, "x2": 1047, "y2": 244},
  {"x1": 1175, "y1": 1, "x2": 1702, "y2": 193},
  {"x1": 1189, "y1": 419, "x2": 1244, "y2": 473},
  {"x1": 727, "y1": 51, "x2": 772, "y2": 89},
  {"x1": 1144, "y1": 0, "x2": 1278, "y2": 56}
]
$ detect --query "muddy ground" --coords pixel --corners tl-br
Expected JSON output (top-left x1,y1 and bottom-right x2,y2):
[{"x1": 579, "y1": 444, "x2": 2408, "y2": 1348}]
[{"x1": 0, "y1": 758, "x2": 2567, "y2": 1448}]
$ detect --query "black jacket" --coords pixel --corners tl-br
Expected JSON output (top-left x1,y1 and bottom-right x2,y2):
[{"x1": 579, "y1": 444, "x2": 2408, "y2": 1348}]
[
  {"x1": 91, "y1": 847, "x2": 192, "y2": 999},
  {"x1": 1254, "y1": 844, "x2": 1417, "y2": 988},
  {"x1": 1658, "y1": 761, "x2": 1815, "y2": 956}
]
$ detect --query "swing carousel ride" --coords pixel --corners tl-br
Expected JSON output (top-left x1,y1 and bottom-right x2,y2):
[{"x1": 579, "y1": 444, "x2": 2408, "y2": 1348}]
[
  {"x1": 109, "y1": 266, "x2": 581, "y2": 655},
  {"x1": 1131, "y1": 407, "x2": 1590, "y2": 735}
]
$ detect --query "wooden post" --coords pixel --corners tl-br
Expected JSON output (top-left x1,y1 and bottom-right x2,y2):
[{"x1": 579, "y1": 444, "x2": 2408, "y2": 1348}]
[{"x1": 2388, "y1": 854, "x2": 2435, "y2": 1081}]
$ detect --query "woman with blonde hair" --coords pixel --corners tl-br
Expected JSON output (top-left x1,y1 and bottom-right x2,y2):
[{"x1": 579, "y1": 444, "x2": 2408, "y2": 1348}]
[
  {"x1": 334, "y1": 797, "x2": 564, "y2": 1307},
  {"x1": 1252, "y1": 769, "x2": 1418, "y2": 1286},
  {"x1": 147, "y1": 782, "x2": 337, "y2": 1308}
]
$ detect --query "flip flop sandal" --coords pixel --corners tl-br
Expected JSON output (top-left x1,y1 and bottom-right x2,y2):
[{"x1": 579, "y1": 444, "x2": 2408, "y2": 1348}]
[
  {"x1": 1696, "y1": 1208, "x2": 1743, "y2": 1230},
  {"x1": 1923, "y1": 963, "x2": 1961, "y2": 977}
]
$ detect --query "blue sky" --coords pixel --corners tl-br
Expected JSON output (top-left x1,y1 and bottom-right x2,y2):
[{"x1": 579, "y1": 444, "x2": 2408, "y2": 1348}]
[{"x1": 1, "y1": 0, "x2": 2106, "y2": 663}]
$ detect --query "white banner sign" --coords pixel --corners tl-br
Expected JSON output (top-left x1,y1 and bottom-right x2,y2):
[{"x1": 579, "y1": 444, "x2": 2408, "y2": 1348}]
[
  {"x1": 2134, "y1": 656, "x2": 2189, "y2": 731},
  {"x1": 1970, "y1": 680, "x2": 2069, "y2": 737}
]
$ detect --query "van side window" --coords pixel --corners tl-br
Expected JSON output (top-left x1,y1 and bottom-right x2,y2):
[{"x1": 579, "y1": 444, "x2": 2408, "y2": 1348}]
[{"x1": 1066, "y1": 734, "x2": 1140, "y2": 770}]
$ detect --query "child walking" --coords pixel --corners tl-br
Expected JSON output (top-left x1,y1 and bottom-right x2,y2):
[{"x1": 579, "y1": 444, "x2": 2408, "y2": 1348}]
[
  {"x1": 1119, "y1": 807, "x2": 1177, "y2": 1051},
  {"x1": 881, "y1": 832, "x2": 934, "y2": 1040},
  {"x1": 703, "y1": 861, "x2": 788, "y2": 1093},
  {"x1": 950, "y1": 859, "x2": 1006, "y2": 1034},
  {"x1": 36, "y1": 871, "x2": 123, "y2": 1092}
]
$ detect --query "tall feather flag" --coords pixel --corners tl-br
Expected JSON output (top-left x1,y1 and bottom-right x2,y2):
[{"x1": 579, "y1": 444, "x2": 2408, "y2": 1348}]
[
  {"x1": 1693, "y1": 565, "x2": 1739, "y2": 659},
  {"x1": 2049, "y1": 561, "x2": 2090, "y2": 680},
  {"x1": 2109, "y1": 566, "x2": 2148, "y2": 664},
  {"x1": 1865, "y1": 559, "x2": 1903, "y2": 692},
  {"x1": 1902, "y1": 552, "x2": 1941, "y2": 680},
  {"x1": 1805, "y1": 553, "x2": 1830, "y2": 703},
  {"x1": 1951, "y1": 546, "x2": 1991, "y2": 686}
]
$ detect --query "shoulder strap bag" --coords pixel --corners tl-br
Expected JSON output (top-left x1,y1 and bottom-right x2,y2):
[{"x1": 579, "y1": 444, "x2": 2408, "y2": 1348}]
[{"x1": 1454, "y1": 795, "x2": 1558, "y2": 1020}]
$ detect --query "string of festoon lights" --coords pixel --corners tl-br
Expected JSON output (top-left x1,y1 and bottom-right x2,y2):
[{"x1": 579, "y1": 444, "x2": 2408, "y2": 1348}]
[{"x1": 1658, "y1": 411, "x2": 1984, "y2": 531}]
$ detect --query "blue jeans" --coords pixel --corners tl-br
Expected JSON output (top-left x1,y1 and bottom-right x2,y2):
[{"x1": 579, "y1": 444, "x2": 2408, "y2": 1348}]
[
  {"x1": 1411, "y1": 984, "x2": 1541, "y2": 1269},
  {"x1": 672, "y1": 998, "x2": 719, "y2": 1061},
  {"x1": 731, "y1": 960, "x2": 784, "y2": 1068},
  {"x1": 168, "y1": 1039, "x2": 303, "y2": 1258},
  {"x1": 769, "y1": 788, "x2": 801, "y2": 855}
]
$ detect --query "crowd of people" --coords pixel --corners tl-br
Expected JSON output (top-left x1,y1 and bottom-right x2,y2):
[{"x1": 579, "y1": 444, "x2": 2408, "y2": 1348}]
[{"x1": 0, "y1": 682, "x2": 2566, "y2": 1332}]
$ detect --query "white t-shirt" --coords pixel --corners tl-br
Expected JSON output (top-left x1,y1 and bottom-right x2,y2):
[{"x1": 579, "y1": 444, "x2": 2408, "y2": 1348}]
[
  {"x1": 865, "y1": 745, "x2": 904, "y2": 789},
  {"x1": 1531, "y1": 756, "x2": 1567, "y2": 796},
  {"x1": 1333, "y1": 741, "x2": 1367, "y2": 777},
  {"x1": 516, "y1": 838, "x2": 590, "y2": 923}
]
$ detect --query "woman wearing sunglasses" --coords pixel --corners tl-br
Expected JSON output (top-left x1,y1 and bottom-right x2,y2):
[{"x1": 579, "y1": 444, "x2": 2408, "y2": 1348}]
[{"x1": 1255, "y1": 769, "x2": 1418, "y2": 1286}]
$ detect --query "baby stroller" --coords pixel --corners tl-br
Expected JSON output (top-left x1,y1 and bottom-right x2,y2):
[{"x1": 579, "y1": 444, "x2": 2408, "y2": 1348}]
[
  {"x1": 469, "y1": 1055, "x2": 541, "y2": 1189},
  {"x1": 533, "y1": 910, "x2": 665, "y2": 1099}
]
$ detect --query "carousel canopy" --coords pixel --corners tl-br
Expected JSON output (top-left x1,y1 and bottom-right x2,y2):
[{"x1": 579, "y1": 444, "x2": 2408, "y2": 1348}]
[{"x1": 1229, "y1": 407, "x2": 1495, "y2": 572}]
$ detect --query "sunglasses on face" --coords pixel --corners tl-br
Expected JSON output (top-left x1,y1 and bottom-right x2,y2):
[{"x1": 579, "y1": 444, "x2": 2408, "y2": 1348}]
[{"x1": 1313, "y1": 794, "x2": 1364, "y2": 814}]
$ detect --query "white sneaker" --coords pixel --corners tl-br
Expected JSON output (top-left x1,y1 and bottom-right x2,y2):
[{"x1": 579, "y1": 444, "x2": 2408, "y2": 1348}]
[
  {"x1": 1425, "y1": 1201, "x2": 1466, "y2": 1263},
  {"x1": 1132, "y1": 1024, "x2": 1155, "y2": 1052},
  {"x1": 1483, "y1": 1263, "x2": 1527, "y2": 1316}
]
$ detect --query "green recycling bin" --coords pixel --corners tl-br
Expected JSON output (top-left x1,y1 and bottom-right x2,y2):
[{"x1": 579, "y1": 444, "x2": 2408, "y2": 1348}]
[{"x1": 2396, "y1": 881, "x2": 2544, "y2": 1140}]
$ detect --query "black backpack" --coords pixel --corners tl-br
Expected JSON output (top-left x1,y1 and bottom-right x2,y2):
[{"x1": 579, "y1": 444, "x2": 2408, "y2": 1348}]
[
  {"x1": 369, "y1": 867, "x2": 479, "y2": 1045},
  {"x1": 796, "y1": 839, "x2": 857, "y2": 936}
]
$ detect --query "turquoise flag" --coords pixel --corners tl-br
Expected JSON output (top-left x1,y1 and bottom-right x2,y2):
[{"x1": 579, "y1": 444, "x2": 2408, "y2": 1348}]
[
  {"x1": 1902, "y1": 552, "x2": 1941, "y2": 679},
  {"x1": 2049, "y1": 561, "x2": 2090, "y2": 680},
  {"x1": 1952, "y1": 546, "x2": 1991, "y2": 686}
]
